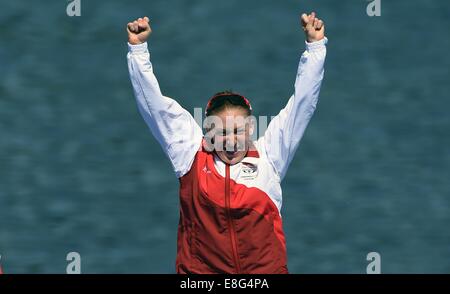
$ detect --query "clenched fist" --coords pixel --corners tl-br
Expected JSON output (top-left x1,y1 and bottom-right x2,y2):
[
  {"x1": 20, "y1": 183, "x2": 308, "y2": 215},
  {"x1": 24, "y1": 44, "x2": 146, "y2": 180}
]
[
  {"x1": 127, "y1": 16, "x2": 152, "y2": 45},
  {"x1": 301, "y1": 12, "x2": 325, "y2": 43}
]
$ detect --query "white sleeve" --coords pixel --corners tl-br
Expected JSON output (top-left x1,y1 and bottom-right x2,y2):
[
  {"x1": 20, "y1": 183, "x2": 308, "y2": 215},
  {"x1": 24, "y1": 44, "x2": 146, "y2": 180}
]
[
  {"x1": 259, "y1": 38, "x2": 327, "y2": 180},
  {"x1": 127, "y1": 42, "x2": 203, "y2": 178}
]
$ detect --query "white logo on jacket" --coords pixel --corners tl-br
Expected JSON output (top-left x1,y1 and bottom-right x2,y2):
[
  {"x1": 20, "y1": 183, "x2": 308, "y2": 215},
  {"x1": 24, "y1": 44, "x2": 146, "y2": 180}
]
[{"x1": 240, "y1": 162, "x2": 258, "y2": 180}]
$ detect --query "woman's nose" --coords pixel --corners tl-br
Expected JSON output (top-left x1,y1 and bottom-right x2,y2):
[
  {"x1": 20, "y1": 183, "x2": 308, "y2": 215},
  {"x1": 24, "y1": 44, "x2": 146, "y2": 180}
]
[{"x1": 225, "y1": 135, "x2": 236, "y2": 149}]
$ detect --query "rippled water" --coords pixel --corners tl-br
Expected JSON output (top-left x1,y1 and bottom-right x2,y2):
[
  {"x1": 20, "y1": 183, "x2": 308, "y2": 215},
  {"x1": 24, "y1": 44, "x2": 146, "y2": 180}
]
[{"x1": 0, "y1": 0, "x2": 449, "y2": 273}]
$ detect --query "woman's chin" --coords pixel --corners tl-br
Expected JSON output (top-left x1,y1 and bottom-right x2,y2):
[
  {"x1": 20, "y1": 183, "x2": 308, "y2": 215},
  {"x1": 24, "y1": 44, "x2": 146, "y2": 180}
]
[{"x1": 217, "y1": 151, "x2": 245, "y2": 165}]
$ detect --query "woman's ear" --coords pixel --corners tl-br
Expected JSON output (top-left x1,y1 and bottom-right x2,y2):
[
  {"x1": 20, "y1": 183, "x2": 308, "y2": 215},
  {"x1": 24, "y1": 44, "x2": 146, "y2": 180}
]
[
  {"x1": 203, "y1": 126, "x2": 215, "y2": 152},
  {"x1": 247, "y1": 115, "x2": 256, "y2": 138}
]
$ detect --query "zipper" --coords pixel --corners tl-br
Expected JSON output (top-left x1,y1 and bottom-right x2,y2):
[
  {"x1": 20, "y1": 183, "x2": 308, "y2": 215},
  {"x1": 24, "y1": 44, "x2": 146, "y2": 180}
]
[{"x1": 225, "y1": 164, "x2": 242, "y2": 274}]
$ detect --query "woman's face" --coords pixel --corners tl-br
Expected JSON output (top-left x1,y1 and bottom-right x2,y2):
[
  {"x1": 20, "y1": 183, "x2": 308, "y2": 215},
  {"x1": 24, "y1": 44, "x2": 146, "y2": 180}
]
[{"x1": 206, "y1": 107, "x2": 254, "y2": 165}]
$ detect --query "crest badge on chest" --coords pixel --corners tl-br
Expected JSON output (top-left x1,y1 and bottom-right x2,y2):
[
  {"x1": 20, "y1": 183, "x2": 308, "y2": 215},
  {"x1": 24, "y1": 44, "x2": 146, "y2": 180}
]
[{"x1": 240, "y1": 162, "x2": 258, "y2": 180}]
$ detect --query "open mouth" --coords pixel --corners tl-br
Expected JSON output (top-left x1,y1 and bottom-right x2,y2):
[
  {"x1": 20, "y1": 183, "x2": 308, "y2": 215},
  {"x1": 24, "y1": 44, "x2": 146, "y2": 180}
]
[{"x1": 225, "y1": 150, "x2": 237, "y2": 157}]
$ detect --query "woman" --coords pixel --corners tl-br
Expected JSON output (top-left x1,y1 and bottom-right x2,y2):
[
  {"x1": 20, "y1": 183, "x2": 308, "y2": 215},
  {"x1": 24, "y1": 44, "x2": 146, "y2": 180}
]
[{"x1": 126, "y1": 12, "x2": 327, "y2": 274}]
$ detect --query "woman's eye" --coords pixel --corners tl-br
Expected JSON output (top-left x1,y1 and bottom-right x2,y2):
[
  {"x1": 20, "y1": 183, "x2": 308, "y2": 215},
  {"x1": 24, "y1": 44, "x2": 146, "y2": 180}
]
[{"x1": 215, "y1": 131, "x2": 226, "y2": 136}]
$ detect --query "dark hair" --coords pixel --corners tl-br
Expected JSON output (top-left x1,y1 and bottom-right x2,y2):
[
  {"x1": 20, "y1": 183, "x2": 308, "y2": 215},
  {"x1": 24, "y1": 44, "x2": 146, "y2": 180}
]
[{"x1": 205, "y1": 90, "x2": 252, "y2": 117}]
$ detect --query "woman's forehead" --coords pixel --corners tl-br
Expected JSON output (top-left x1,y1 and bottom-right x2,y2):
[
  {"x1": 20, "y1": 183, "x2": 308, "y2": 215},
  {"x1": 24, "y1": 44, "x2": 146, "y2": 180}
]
[
  {"x1": 215, "y1": 107, "x2": 249, "y2": 117},
  {"x1": 214, "y1": 115, "x2": 250, "y2": 128}
]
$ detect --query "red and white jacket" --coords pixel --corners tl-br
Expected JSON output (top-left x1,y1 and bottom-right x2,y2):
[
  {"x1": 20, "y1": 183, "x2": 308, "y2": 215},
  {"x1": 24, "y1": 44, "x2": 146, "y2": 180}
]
[{"x1": 127, "y1": 38, "x2": 327, "y2": 273}]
